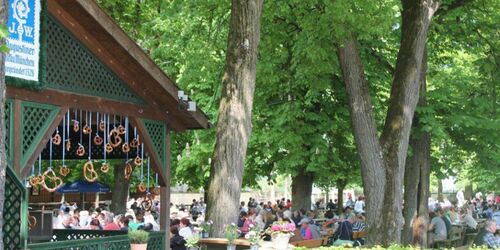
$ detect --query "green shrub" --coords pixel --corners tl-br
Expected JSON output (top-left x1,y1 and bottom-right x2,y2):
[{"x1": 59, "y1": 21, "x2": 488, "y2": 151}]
[{"x1": 128, "y1": 230, "x2": 149, "y2": 244}]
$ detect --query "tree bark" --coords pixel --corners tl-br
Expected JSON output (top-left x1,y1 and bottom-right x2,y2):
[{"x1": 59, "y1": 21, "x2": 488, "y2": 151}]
[
  {"x1": 403, "y1": 49, "x2": 430, "y2": 246},
  {"x1": 464, "y1": 184, "x2": 473, "y2": 200},
  {"x1": 291, "y1": 169, "x2": 314, "y2": 211},
  {"x1": 0, "y1": 1, "x2": 8, "y2": 249},
  {"x1": 206, "y1": 0, "x2": 263, "y2": 237},
  {"x1": 336, "y1": 0, "x2": 438, "y2": 244},
  {"x1": 437, "y1": 179, "x2": 443, "y2": 202},
  {"x1": 336, "y1": 179, "x2": 347, "y2": 214},
  {"x1": 111, "y1": 163, "x2": 131, "y2": 215}
]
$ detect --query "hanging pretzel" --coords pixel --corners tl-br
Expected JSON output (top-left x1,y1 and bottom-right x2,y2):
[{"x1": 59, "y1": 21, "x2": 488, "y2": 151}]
[
  {"x1": 29, "y1": 175, "x2": 43, "y2": 186},
  {"x1": 59, "y1": 165, "x2": 70, "y2": 177},
  {"x1": 122, "y1": 143, "x2": 130, "y2": 153},
  {"x1": 73, "y1": 121, "x2": 79, "y2": 132},
  {"x1": 124, "y1": 163, "x2": 133, "y2": 180},
  {"x1": 117, "y1": 125, "x2": 126, "y2": 135},
  {"x1": 76, "y1": 145, "x2": 86, "y2": 157},
  {"x1": 152, "y1": 186, "x2": 160, "y2": 196},
  {"x1": 93, "y1": 135, "x2": 103, "y2": 146},
  {"x1": 99, "y1": 120, "x2": 106, "y2": 132},
  {"x1": 134, "y1": 156, "x2": 142, "y2": 166},
  {"x1": 109, "y1": 129, "x2": 122, "y2": 148},
  {"x1": 105, "y1": 143, "x2": 113, "y2": 153},
  {"x1": 28, "y1": 215, "x2": 37, "y2": 231},
  {"x1": 83, "y1": 160, "x2": 98, "y2": 182},
  {"x1": 100, "y1": 162, "x2": 110, "y2": 173},
  {"x1": 130, "y1": 138, "x2": 140, "y2": 148},
  {"x1": 66, "y1": 139, "x2": 71, "y2": 151},
  {"x1": 41, "y1": 168, "x2": 63, "y2": 192},
  {"x1": 82, "y1": 125, "x2": 92, "y2": 135},
  {"x1": 141, "y1": 195, "x2": 153, "y2": 211},
  {"x1": 137, "y1": 182, "x2": 147, "y2": 193},
  {"x1": 52, "y1": 134, "x2": 62, "y2": 146}
]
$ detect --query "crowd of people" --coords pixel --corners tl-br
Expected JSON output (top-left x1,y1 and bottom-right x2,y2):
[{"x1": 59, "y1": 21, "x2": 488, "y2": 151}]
[
  {"x1": 52, "y1": 197, "x2": 161, "y2": 232},
  {"x1": 50, "y1": 192, "x2": 500, "y2": 249}
]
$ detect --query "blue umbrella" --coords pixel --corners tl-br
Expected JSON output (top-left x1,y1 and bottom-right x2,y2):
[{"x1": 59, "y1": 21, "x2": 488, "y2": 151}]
[{"x1": 56, "y1": 180, "x2": 110, "y2": 193}]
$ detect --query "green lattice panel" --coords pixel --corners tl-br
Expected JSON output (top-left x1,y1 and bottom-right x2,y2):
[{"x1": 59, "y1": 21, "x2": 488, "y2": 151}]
[
  {"x1": 45, "y1": 15, "x2": 144, "y2": 105},
  {"x1": 3, "y1": 166, "x2": 27, "y2": 250},
  {"x1": 5, "y1": 100, "x2": 13, "y2": 166},
  {"x1": 147, "y1": 231, "x2": 165, "y2": 250},
  {"x1": 21, "y1": 101, "x2": 60, "y2": 168},
  {"x1": 28, "y1": 235, "x2": 131, "y2": 250},
  {"x1": 142, "y1": 119, "x2": 166, "y2": 170}
]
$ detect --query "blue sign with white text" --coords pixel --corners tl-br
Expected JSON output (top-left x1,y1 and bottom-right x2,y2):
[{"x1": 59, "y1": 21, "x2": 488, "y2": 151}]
[{"x1": 6, "y1": 0, "x2": 41, "y2": 82}]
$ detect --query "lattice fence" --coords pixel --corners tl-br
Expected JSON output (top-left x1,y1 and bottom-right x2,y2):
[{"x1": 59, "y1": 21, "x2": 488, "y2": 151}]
[
  {"x1": 142, "y1": 119, "x2": 166, "y2": 169},
  {"x1": 46, "y1": 15, "x2": 144, "y2": 105},
  {"x1": 21, "y1": 102, "x2": 59, "y2": 167},
  {"x1": 3, "y1": 167, "x2": 26, "y2": 250},
  {"x1": 147, "y1": 231, "x2": 165, "y2": 250}
]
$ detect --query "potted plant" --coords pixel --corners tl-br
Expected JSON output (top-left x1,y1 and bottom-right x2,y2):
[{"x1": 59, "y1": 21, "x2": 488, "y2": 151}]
[
  {"x1": 265, "y1": 221, "x2": 295, "y2": 250},
  {"x1": 185, "y1": 234, "x2": 201, "y2": 250},
  {"x1": 199, "y1": 220, "x2": 213, "y2": 238},
  {"x1": 245, "y1": 224, "x2": 262, "y2": 250},
  {"x1": 224, "y1": 223, "x2": 240, "y2": 250},
  {"x1": 128, "y1": 230, "x2": 149, "y2": 250}
]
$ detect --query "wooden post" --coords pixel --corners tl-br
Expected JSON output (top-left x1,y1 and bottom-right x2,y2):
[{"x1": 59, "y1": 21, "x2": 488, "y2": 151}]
[
  {"x1": 13, "y1": 99, "x2": 21, "y2": 175},
  {"x1": 160, "y1": 130, "x2": 171, "y2": 249}
]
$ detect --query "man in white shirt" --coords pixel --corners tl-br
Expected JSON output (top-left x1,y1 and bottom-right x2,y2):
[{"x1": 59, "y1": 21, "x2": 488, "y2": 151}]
[{"x1": 354, "y1": 196, "x2": 365, "y2": 214}]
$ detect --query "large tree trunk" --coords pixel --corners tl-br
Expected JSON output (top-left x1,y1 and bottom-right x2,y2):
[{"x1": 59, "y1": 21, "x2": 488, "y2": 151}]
[
  {"x1": 336, "y1": 0, "x2": 438, "y2": 244},
  {"x1": 291, "y1": 169, "x2": 313, "y2": 211},
  {"x1": 0, "y1": 1, "x2": 8, "y2": 249},
  {"x1": 336, "y1": 179, "x2": 347, "y2": 213},
  {"x1": 437, "y1": 179, "x2": 443, "y2": 202},
  {"x1": 111, "y1": 163, "x2": 131, "y2": 214},
  {"x1": 464, "y1": 184, "x2": 473, "y2": 200},
  {"x1": 402, "y1": 49, "x2": 431, "y2": 246},
  {"x1": 206, "y1": 0, "x2": 263, "y2": 237}
]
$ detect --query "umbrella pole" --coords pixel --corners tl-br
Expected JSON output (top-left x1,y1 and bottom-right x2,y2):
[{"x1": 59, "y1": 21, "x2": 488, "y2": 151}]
[
  {"x1": 95, "y1": 193, "x2": 100, "y2": 209},
  {"x1": 61, "y1": 193, "x2": 65, "y2": 203},
  {"x1": 82, "y1": 193, "x2": 85, "y2": 210}
]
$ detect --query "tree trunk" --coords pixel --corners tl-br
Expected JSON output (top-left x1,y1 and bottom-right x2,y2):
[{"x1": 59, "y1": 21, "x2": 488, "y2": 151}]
[
  {"x1": 0, "y1": 1, "x2": 8, "y2": 249},
  {"x1": 111, "y1": 163, "x2": 131, "y2": 214},
  {"x1": 336, "y1": 179, "x2": 347, "y2": 213},
  {"x1": 464, "y1": 184, "x2": 473, "y2": 200},
  {"x1": 336, "y1": 0, "x2": 438, "y2": 244},
  {"x1": 437, "y1": 179, "x2": 443, "y2": 202},
  {"x1": 291, "y1": 169, "x2": 313, "y2": 211},
  {"x1": 403, "y1": 50, "x2": 430, "y2": 246},
  {"x1": 206, "y1": 0, "x2": 263, "y2": 237}
]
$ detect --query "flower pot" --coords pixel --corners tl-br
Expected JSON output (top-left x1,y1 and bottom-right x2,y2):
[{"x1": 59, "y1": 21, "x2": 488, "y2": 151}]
[
  {"x1": 202, "y1": 232, "x2": 209, "y2": 238},
  {"x1": 250, "y1": 244, "x2": 259, "y2": 250},
  {"x1": 188, "y1": 247, "x2": 200, "y2": 250},
  {"x1": 227, "y1": 244, "x2": 236, "y2": 250},
  {"x1": 130, "y1": 243, "x2": 148, "y2": 250},
  {"x1": 272, "y1": 234, "x2": 291, "y2": 250}
]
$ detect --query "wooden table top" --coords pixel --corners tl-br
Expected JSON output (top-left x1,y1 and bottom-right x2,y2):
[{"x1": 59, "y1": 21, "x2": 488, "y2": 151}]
[{"x1": 199, "y1": 238, "x2": 251, "y2": 246}]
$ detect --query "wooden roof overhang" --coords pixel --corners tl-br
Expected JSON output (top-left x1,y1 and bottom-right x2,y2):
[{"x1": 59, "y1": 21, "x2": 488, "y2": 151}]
[{"x1": 7, "y1": 0, "x2": 210, "y2": 132}]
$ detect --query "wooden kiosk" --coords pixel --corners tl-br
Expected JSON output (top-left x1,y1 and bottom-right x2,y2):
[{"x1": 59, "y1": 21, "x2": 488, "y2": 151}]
[{"x1": 3, "y1": 0, "x2": 209, "y2": 249}]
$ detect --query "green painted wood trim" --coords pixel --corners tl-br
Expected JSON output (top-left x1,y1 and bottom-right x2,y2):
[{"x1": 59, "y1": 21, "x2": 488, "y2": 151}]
[
  {"x1": 140, "y1": 118, "x2": 167, "y2": 170},
  {"x1": 20, "y1": 101, "x2": 60, "y2": 169},
  {"x1": 5, "y1": 0, "x2": 47, "y2": 90},
  {"x1": 6, "y1": 99, "x2": 14, "y2": 166}
]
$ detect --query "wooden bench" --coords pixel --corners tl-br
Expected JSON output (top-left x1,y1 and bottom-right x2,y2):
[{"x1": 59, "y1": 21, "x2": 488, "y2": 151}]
[
  {"x1": 291, "y1": 238, "x2": 324, "y2": 248},
  {"x1": 199, "y1": 238, "x2": 250, "y2": 250}
]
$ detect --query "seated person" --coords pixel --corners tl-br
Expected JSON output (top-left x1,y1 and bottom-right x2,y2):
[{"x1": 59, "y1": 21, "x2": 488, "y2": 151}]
[
  {"x1": 299, "y1": 219, "x2": 313, "y2": 240},
  {"x1": 170, "y1": 226, "x2": 187, "y2": 250},
  {"x1": 335, "y1": 218, "x2": 353, "y2": 241},
  {"x1": 477, "y1": 220, "x2": 500, "y2": 249},
  {"x1": 428, "y1": 211, "x2": 447, "y2": 246}
]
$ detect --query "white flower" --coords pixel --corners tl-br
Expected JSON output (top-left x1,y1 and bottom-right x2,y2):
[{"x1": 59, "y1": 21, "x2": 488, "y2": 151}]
[
  {"x1": 231, "y1": 223, "x2": 236, "y2": 226},
  {"x1": 245, "y1": 234, "x2": 250, "y2": 239}
]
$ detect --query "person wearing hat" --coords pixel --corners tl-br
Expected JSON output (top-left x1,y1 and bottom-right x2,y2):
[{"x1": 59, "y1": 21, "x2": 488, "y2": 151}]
[{"x1": 299, "y1": 218, "x2": 313, "y2": 240}]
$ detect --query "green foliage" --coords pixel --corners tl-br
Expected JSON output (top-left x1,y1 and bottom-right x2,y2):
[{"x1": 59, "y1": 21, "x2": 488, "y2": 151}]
[
  {"x1": 97, "y1": 0, "x2": 499, "y2": 192},
  {"x1": 223, "y1": 223, "x2": 239, "y2": 244},
  {"x1": 185, "y1": 234, "x2": 200, "y2": 248},
  {"x1": 0, "y1": 24, "x2": 10, "y2": 53},
  {"x1": 128, "y1": 230, "x2": 149, "y2": 244}
]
